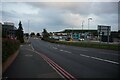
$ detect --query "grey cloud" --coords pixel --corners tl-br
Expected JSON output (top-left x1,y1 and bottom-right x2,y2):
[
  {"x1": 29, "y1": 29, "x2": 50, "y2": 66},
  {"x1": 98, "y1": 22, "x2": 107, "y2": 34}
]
[
  {"x1": 1, "y1": 2, "x2": 118, "y2": 32},
  {"x1": 28, "y1": 2, "x2": 118, "y2": 15}
]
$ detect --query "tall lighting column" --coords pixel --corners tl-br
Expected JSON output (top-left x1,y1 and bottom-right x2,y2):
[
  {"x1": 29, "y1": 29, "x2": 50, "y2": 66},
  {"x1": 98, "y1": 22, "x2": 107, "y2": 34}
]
[
  {"x1": 82, "y1": 20, "x2": 84, "y2": 33},
  {"x1": 88, "y1": 18, "x2": 92, "y2": 40},
  {"x1": 28, "y1": 20, "x2": 30, "y2": 39}
]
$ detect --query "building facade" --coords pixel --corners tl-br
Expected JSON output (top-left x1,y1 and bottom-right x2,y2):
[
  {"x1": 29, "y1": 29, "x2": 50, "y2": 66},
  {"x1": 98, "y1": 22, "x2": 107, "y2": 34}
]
[
  {"x1": 2, "y1": 22, "x2": 17, "y2": 39},
  {"x1": 53, "y1": 29, "x2": 98, "y2": 41}
]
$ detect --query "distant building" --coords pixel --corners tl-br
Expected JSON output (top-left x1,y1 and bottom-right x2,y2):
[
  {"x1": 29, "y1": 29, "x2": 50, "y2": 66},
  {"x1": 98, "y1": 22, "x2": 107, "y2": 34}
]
[
  {"x1": 0, "y1": 23, "x2": 2, "y2": 37},
  {"x1": 110, "y1": 31, "x2": 120, "y2": 42},
  {"x1": 53, "y1": 29, "x2": 98, "y2": 41},
  {"x1": 2, "y1": 22, "x2": 17, "y2": 39}
]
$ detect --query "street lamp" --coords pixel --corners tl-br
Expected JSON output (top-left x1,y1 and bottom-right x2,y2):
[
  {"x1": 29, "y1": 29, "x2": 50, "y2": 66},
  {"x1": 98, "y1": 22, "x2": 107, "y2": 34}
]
[
  {"x1": 88, "y1": 18, "x2": 92, "y2": 40},
  {"x1": 88, "y1": 18, "x2": 92, "y2": 30},
  {"x1": 81, "y1": 20, "x2": 84, "y2": 41},
  {"x1": 82, "y1": 20, "x2": 84, "y2": 35},
  {"x1": 28, "y1": 20, "x2": 30, "y2": 39}
]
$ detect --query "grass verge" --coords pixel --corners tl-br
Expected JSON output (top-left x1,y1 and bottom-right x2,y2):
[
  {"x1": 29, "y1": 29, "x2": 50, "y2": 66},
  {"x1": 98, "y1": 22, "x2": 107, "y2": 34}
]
[{"x1": 43, "y1": 38, "x2": 119, "y2": 51}]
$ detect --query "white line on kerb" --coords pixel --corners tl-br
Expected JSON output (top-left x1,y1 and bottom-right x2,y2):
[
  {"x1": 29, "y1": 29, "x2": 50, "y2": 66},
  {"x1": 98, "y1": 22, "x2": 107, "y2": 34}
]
[
  {"x1": 30, "y1": 44, "x2": 35, "y2": 51},
  {"x1": 80, "y1": 54, "x2": 119, "y2": 65}
]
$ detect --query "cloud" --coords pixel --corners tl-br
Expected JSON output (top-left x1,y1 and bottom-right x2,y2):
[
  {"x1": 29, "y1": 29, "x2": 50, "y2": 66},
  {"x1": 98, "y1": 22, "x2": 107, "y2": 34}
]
[
  {"x1": 1, "y1": 0, "x2": 120, "y2": 2},
  {"x1": 28, "y1": 2, "x2": 118, "y2": 30},
  {"x1": 1, "y1": 2, "x2": 118, "y2": 32}
]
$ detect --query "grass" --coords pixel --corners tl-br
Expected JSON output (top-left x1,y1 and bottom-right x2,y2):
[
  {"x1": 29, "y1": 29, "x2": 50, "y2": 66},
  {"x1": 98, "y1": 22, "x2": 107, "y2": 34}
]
[{"x1": 44, "y1": 38, "x2": 119, "y2": 51}]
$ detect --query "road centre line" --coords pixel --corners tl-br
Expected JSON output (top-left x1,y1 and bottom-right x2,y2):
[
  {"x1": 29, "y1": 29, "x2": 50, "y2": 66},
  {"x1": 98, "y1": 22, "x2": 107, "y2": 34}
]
[
  {"x1": 52, "y1": 47, "x2": 72, "y2": 54},
  {"x1": 53, "y1": 47, "x2": 58, "y2": 50},
  {"x1": 80, "y1": 54, "x2": 119, "y2": 65},
  {"x1": 63, "y1": 50, "x2": 72, "y2": 54},
  {"x1": 80, "y1": 54, "x2": 90, "y2": 58},
  {"x1": 20, "y1": 45, "x2": 23, "y2": 47},
  {"x1": 60, "y1": 49, "x2": 64, "y2": 51},
  {"x1": 79, "y1": 49, "x2": 88, "y2": 52},
  {"x1": 60, "y1": 49, "x2": 72, "y2": 54}
]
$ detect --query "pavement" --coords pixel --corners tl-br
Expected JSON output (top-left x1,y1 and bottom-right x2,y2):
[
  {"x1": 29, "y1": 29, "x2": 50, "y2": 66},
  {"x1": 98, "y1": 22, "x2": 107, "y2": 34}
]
[{"x1": 2, "y1": 43, "x2": 62, "y2": 79}]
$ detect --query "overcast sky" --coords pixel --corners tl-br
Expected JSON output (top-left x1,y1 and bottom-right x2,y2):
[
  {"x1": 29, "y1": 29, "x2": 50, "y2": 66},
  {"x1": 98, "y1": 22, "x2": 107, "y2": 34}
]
[{"x1": 1, "y1": 0, "x2": 119, "y2": 33}]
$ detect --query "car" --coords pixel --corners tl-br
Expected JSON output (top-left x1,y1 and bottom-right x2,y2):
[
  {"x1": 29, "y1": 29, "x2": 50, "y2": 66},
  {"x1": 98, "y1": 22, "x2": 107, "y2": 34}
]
[{"x1": 78, "y1": 38, "x2": 84, "y2": 41}]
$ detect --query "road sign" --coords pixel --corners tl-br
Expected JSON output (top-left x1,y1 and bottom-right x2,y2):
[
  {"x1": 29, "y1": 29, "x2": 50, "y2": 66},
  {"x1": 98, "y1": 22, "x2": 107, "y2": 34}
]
[
  {"x1": 98, "y1": 25, "x2": 111, "y2": 43},
  {"x1": 98, "y1": 25, "x2": 111, "y2": 36}
]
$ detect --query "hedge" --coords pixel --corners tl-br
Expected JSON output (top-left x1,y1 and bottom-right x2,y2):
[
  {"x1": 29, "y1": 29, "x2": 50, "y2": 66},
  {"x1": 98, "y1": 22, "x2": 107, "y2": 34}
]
[{"x1": 2, "y1": 39, "x2": 20, "y2": 62}]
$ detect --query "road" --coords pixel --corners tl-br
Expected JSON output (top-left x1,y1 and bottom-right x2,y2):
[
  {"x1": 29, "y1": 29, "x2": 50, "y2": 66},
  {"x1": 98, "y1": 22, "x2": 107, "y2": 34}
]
[
  {"x1": 3, "y1": 37, "x2": 119, "y2": 79},
  {"x1": 30, "y1": 38, "x2": 119, "y2": 79}
]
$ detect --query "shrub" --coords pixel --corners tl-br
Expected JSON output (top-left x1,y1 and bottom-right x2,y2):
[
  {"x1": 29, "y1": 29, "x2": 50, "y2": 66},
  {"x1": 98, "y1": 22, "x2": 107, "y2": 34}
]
[{"x1": 2, "y1": 39, "x2": 20, "y2": 62}]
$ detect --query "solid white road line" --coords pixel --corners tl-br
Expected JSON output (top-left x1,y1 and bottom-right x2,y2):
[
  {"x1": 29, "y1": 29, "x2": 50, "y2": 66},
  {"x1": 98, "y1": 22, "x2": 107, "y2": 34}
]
[{"x1": 80, "y1": 54, "x2": 119, "y2": 65}]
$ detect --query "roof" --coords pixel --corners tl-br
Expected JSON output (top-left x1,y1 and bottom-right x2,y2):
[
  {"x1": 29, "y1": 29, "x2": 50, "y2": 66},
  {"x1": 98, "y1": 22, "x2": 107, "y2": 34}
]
[{"x1": 57, "y1": 29, "x2": 97, "y2": 33}]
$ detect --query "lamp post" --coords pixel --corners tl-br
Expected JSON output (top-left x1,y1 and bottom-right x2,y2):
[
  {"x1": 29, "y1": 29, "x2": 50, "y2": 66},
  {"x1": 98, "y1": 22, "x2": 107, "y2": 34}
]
[
  {"x1": 88, "y1": 18, "x2": 92, "y2": 30},
  {"x1": 82, "y1": 20, "x2": 84, "y2": 34},
  {"x1": 81, "y1": 20, "x2": 84, "y2": 41},
  {"x1": 88, "y1": 18, "x2": 92, "y2": 40},
  {"x1": 28, "y1": 20, "x2": 30, "y2": 39}
]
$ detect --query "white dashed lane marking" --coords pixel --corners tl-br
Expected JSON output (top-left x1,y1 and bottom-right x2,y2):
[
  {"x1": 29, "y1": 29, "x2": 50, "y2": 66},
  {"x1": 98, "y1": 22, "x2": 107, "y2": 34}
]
[
  {"x1": 53, "y1": 47, "x2": 58, "y2": 50},
  {"x1": 60, "y1": 50, "x2": 63, "y2": 51},
  {"x1": 60, "y1": 49, "x2": 72, "y2": 54},
  {"x1": 63, "y1": 50, "x2": 72, "y2": 54},
  {"x1": 20, "y1": 45, "x2": 23, "y2": 47},
  {"x1": 80, "y1": 54, "x2": 119, "y2": 65}
]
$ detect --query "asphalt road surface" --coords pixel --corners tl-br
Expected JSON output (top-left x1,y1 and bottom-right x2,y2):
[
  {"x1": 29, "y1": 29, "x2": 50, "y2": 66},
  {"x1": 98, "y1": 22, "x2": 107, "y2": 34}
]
[
  {"x1": 3, "y1": 37, "x2": 120, "y2": 79},
  {"x1": 30, "y1": 38, "x2": 119, "y2": 79}
]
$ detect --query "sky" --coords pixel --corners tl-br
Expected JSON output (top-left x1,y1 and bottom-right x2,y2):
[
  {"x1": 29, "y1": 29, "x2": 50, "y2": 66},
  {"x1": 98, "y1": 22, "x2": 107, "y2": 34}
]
[{"x1": 0, "y1": 0, "x2": 119, "y2": 33}]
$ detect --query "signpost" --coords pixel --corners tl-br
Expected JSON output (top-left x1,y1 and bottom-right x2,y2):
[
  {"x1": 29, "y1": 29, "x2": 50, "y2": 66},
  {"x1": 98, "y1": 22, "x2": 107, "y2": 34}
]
[{"x1": 98, "y1": 25, "x2": 111, "y2": 44}]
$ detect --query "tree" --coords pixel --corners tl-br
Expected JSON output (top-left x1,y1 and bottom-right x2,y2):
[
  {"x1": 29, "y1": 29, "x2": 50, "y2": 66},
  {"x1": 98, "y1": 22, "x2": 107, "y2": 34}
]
[
  {"x1": 30, "y1": 32, "x2": 35, "y2": 37},
  {"x1": 42, "y1": 29, "x2": 50, "y2": 39},
  {"x1": 36, "y1": 33, "x2": 40, "y2": 37},
  {"x1": 16, "y1": 21, "x2": 24, "y2": 43},
  {"x1": 18, "y1": 21, "x2": 23, "y2": 30}
]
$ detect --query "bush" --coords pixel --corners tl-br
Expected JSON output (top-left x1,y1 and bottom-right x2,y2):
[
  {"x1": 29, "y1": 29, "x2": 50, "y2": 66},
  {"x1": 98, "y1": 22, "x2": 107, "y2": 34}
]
[{"x1": 2, "y1": 39, "x2": 20, "y2": 62}]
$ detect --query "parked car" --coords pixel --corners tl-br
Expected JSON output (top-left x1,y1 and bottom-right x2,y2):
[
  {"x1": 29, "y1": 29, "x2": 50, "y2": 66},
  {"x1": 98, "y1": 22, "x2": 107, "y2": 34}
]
[
  {"x1": 65, "y1": 37, "x2": 71, "y2": 41},
  {"x1": 78, "y1": 38, "x2": 84, "y2": 41}
]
